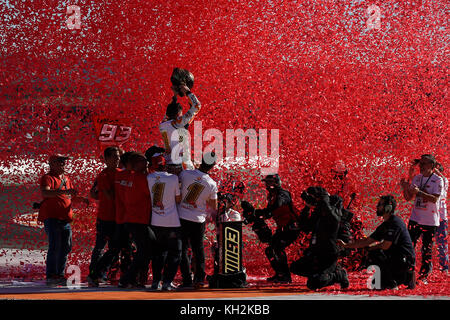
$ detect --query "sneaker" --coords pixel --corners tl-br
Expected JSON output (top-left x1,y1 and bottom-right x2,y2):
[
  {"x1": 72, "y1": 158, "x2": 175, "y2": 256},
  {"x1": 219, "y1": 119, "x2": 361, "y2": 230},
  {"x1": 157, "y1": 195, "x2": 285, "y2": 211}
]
[
  {"x1": 87, "y1": 275, "x2": 100, "y2": 288},
  {"x1": 161, "y1": 282, "x2": 178, "y2": 291},
  {"x1": 118, "y1": 281, "x2": 135, "y2": 289},
  {"x1": 193, "y1": 281, "x2": 208, "y2": 289},
  {"x1": 47, "y1": 275, "x2": 66, "y2": 287},
  {"x1": 266, "y1": 274, "x2": 279, "y2": 282},
  {"x1": 339, "y1": 269, "x2": 349, "y2": 289},
  {"x1": 150, "y1": 281, "x2": 161, "y2": 290},
  {"x1": 273, "y1": 275, "x2": 292, "y2": 284},
  {"x1": 46, "y1": 277, "x2": 59, "y2": 287},
  {"x1": 178, "y1": 281, "x2": 194, "y2": 289}
]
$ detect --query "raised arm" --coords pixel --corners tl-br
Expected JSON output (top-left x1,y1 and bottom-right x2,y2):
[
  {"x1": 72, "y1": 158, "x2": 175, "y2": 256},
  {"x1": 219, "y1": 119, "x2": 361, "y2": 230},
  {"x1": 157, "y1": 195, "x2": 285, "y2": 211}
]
[{"x1": 172, "y1": 85, "x2": 201, "y2": 129}]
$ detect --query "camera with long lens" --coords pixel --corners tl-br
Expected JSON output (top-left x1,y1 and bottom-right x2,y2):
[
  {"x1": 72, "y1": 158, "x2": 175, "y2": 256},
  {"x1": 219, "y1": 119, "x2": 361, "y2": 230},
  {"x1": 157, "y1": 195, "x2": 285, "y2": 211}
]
[
  {"x1": 301, "y1": 190, "x2": 319, "y2": 207},
  {"x1": 240, "y1": 200, "x2": 255, "y2": 225},
  {"x1": 170, "y1": 68, "x2": 194, "y2": 97},
  {"x1": 301, "y1": 186, "x2": 329, "y2": 207}
]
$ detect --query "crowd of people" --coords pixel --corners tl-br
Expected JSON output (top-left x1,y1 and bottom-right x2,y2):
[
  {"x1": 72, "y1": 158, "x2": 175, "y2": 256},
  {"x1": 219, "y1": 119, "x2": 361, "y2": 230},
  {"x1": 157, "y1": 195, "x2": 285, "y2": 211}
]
[{"x1": 37, "y1": 73, "x2": 448, "y2": 291}]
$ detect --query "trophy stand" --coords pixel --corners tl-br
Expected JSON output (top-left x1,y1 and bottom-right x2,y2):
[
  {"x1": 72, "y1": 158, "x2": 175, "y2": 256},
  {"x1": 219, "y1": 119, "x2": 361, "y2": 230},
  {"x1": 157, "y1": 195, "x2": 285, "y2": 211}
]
[{"x1": 209, "y1": 219, "x2": 247, "y2": 288}]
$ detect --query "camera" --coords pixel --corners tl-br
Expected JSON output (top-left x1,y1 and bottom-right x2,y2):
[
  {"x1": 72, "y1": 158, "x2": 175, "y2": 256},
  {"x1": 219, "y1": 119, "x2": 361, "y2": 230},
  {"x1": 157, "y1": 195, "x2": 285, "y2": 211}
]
[
  {"x1": 240, "y1": 200, "x2": 257, "y2": 225},
  {"x1": 32, "y1": 202, "x2": 42, "y2": 209},
  {"x1": 301, "y1": 186, "x2": 329, "y2": 207},
  {"x1": 301, "y1": 190, "x2": 318, "y2": 207}
]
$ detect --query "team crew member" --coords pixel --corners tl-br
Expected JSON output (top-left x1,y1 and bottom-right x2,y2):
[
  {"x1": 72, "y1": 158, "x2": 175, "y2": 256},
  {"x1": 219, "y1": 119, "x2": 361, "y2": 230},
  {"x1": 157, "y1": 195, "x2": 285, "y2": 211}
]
[
  {"x1": 88, "y1": 146, "x2": 121, "y2": 280},
  {"x1": 434, "y1": 163, "x2": 449, "y2": 273},
  {"x1": 147, "y1": 153, "x2": 182, "y2": 291},
  {"x1": 145, "y1": 145, "x2": 166, "y2": 173},
  {"x1": 119, "y1": 152, "x2": 156, "y2": 288},
  {"x1": 159, "y1": 83, "x2": 201, "y2": 175},
  {"x1": 339, "y1": 195, "x2": 416, "y2": 290},
  {"x1": 38, "y1": 154, "x2": 89, "y2": 286},
  {"x1": 400, "y1": 154, "x2": 443, "y2": 282},
  {"x1": 241, "y1": 174, "x2": 301, "y2": 283},
  {"x1": 88, "y1": 151, "x2": 135, "y2": 287},
  {"x1": 178, "y1": 152, "x2": 218, "y2": 288}
]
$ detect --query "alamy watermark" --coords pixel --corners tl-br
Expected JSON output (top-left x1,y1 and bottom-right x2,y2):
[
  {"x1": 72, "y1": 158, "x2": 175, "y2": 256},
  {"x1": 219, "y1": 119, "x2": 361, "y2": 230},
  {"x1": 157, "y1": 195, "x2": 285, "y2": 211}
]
[
  {"x1": 170, "y1": 121, "x2": 280, "y2": 175},
  {"x1": 366, "y1": 264, "x2": 381, "y2": 290}
]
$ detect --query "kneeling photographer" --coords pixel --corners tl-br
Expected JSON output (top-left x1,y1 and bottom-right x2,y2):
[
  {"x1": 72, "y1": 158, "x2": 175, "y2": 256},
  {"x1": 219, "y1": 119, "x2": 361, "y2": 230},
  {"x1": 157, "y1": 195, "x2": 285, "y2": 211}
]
[
  {"x1": 290, "y1": 186, "x2": 349, "y2": 290},
  {"x1": 241, "y1": 174, "x2": 300, "y2": 283}
]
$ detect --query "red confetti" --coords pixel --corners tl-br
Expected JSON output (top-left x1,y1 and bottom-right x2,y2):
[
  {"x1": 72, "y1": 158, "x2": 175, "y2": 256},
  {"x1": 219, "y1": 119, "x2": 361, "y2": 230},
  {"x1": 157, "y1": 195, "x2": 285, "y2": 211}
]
[{"x1": 0, "y1": 1, "x2": 448, "y2": 296}]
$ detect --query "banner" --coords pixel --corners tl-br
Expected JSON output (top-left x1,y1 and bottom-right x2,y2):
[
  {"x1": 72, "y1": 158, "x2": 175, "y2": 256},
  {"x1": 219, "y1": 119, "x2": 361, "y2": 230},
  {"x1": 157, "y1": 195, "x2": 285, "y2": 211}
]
[{"x1": 92, "y1": 115, "x2": 132, "y2": 154}]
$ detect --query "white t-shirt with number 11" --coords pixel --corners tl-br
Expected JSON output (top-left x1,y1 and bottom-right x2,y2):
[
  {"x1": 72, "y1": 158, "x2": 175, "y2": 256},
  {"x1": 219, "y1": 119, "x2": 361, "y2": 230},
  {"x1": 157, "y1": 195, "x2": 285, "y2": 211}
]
[
  {"x1": 178, "y1": 169, "x2": 218, "y2": 223},
  {"x1": 147, "y1": 171, "x2": 181, "y2": 227}
]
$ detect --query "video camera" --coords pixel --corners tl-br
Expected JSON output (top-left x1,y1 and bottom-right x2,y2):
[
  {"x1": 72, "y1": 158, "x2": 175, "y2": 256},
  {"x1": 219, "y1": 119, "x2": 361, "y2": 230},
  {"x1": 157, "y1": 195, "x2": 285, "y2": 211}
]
[
  {"x1": 301, "y1": 186, "x2": 329, "y2": 207},
  {"x1": 240, "y1": 200, "x2": 257, "y2": 225}
]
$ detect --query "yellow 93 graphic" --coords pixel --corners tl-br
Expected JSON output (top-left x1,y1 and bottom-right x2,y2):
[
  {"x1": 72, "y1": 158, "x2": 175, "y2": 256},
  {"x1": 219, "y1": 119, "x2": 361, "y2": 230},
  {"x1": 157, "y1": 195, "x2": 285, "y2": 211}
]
[{"x1": 224, "y1": 227, "x2": 240, "y2": 273}]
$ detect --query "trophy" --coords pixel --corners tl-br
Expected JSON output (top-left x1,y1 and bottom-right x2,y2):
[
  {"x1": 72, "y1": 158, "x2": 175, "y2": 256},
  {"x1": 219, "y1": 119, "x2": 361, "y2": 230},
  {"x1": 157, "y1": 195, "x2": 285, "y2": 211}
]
[{"x1": 170, "y1": 67, "x2": 194, "y2": 97}]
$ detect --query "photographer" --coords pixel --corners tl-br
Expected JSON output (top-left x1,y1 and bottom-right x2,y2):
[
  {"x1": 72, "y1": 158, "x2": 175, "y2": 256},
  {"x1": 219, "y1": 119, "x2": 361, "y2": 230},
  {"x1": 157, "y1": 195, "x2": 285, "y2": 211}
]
[
  {"x1": 290, "y1": 186, "x2": 349, "y2": 290},
  {"x1": 241, "y1": 174, "x2": 300, "y2": 284},
  {"x1": 400, "y1": 154, "x2": 443, "y2": 282},
  {"x1": 339, "y1": 195, "x2": 416, "y2": 290}
]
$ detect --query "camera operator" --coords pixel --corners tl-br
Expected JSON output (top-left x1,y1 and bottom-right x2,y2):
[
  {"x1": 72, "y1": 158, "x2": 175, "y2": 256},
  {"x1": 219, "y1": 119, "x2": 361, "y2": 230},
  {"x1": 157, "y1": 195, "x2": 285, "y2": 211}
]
[
  {"x1": 339, "y1": 195, "x2": 416, "y2": 290},
  {"x1": 241, "y1": 174, "x2": 300, "y2": 283},
  {"x1": 290, "y1": 186, "x2": 349, "y2": 290}
]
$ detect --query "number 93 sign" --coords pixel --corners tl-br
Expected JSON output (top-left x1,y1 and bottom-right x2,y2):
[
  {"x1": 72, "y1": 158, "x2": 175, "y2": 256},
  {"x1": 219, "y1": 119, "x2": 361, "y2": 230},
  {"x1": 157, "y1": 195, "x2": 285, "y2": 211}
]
[{"x1": 93, "y1": 115, "x2": 132, "y2": 152}]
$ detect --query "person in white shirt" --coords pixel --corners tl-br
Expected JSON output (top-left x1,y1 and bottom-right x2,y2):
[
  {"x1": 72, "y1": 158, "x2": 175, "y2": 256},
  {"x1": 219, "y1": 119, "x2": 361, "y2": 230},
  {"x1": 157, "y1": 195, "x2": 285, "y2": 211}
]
[
  {"x1": 159, "y1": 83, "x2": 201, "y2": 175},
  {"x1": 147, "y1": 154, "x2": 182, "y2": 291},
  {"x1": 400, "y1": 154, "x2": 444, "y2": 282},
  {"x1": 178, "y1": 152, "x2": 218, "y2": 288},
  {"x1": 434, "y1": 162, "x2": 449, "y2": 273}
]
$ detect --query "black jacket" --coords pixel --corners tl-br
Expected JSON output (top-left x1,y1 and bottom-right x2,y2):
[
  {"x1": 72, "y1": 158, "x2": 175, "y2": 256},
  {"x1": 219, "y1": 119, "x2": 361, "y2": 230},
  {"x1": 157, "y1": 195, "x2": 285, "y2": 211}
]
[{"x1": 298, "y1": 197, "x2": 342, "y2": 255}]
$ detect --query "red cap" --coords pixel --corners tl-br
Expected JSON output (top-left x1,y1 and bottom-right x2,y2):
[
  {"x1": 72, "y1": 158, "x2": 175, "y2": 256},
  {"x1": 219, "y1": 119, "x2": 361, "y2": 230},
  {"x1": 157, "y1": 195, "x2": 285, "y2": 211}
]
[
  {"x1": 49, "y1": 154, "x2": 70, "y2": 163},
  {"x1": 151, "y1": 154, "x2": 166, "y2": 169}
]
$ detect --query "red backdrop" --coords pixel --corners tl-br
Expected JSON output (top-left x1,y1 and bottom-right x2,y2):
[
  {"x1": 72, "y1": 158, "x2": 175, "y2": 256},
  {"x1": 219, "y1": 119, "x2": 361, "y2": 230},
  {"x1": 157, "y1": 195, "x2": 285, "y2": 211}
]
[{"x1": 0, "y1": 1, "x2": 448, "y2": 293}]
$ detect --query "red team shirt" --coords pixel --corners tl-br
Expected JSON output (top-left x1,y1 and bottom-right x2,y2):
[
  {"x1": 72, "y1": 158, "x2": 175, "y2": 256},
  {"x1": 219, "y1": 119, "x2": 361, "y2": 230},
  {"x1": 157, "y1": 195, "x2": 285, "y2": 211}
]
[
  {"x1": 114, "y1": 169, "x2": 133, "y2": 224},
  {"x1": 123, "y1": 172, "x2": 151, "y2": 225},
  {"x1": 96, "y1": 167, "x2": 121, "y2": 222},
  {"x1": 38, "y1": 174, "x2": 74, "y2": 222}
]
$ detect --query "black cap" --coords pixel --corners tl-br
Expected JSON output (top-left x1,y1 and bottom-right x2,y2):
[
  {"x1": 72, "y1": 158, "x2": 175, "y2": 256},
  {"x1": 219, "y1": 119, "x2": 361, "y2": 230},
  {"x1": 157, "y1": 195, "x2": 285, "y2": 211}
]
[
  {"x1": 420, "y1": 154, "x2": 436, "y2": 164},
  {"x1": 262, "y1": 174, "x2": 281, "y2": 187}
]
